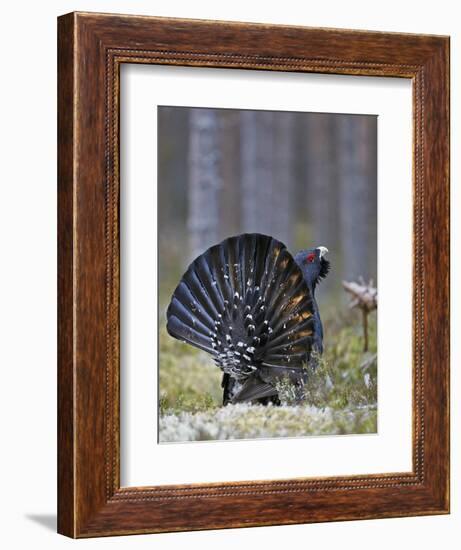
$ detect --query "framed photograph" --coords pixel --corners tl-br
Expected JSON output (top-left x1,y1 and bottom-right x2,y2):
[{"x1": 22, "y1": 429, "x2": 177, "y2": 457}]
[
  {"x1": 58, "y1": 12, "x2": 450, "y2": 537},
  {"x1": 154, "y1": 106, "x2": 379, "y2": 445}
]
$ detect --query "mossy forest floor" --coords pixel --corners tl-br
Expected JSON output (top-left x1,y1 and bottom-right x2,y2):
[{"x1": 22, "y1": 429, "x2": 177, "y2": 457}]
[{"x1": 159, "y1": 309, "x2": 377, "y2": 443}]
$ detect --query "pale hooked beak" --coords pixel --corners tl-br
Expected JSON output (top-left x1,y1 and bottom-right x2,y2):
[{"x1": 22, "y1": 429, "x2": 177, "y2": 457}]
[{"x1": 316, "y1": 246, "x2": 329, "y2": 259}]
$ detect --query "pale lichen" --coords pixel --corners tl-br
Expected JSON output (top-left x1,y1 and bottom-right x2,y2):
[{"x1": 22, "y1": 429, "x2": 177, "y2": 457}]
[
  {"x1": 158, "y1": 309, "x2": 378, "y2": 443},
  {"x1": 159, "y1": 403, "x2": 377, "y2": 442}
]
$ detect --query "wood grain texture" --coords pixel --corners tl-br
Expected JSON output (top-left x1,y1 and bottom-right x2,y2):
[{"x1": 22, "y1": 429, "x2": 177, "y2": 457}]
[
  {"x1": 57, "y1": 13, "x2": 75, "y2": 537},
  {"x1": 57, "y1": 11, "x2": 450, "y2": 538}
]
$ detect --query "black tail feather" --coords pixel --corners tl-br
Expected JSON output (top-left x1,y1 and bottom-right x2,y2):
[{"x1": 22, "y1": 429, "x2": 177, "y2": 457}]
[{"x1": 233, "y1": 375, "x2": 278, "y2": 403}]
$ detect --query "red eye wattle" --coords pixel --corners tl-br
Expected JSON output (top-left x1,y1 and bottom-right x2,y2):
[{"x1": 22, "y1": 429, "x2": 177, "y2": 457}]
[{"x1": 307, "y1": 253, "x2": 316, "y2": 263}]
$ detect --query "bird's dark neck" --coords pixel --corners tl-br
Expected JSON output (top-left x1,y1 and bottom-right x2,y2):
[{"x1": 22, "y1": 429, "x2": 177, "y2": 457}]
[
  {"x1": 302, "y1": 274, "x2": 323, "y2": 355},
  {"x1": 299, "y1": 266, "x2": 319, "y2": 299},
  {"x1": 305, "y1": 279, "x2": 319, "y2": 313},
  {"x1": 292, "y1": 259, "x2": 324, "y2": 350}
]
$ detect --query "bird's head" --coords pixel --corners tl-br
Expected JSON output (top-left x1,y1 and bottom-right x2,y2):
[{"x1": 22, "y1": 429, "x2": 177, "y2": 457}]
[{"x1": 294, "y1": 246, "x2": 330, "y2": 292}]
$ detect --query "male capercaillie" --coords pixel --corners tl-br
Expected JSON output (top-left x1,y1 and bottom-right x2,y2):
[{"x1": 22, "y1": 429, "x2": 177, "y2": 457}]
[{"x1": 166, "y1": 233, "x2": 330, "y2": 405}]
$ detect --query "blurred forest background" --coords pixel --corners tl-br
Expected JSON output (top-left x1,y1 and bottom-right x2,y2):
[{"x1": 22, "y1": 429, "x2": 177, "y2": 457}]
[
  {"x1": 158, "y1": 106, "x2": 377, "y2": 317},
  {"x1": 157, "y1": 106, "x2": 378, "y2": 441}
]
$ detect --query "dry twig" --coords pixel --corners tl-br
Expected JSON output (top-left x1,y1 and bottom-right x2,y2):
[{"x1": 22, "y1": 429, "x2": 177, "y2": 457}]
[{"x1": 343, "y1": 278, "x2": 377, "y2": 352}]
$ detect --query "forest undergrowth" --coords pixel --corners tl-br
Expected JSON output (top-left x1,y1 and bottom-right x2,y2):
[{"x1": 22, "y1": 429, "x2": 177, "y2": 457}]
[{"x1": 158, "y1": 308, "x2": 377, "y2": 443}]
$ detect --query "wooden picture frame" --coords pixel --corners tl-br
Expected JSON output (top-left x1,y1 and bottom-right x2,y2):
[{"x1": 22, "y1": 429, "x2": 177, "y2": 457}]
[{"x1": 57, "y1": 12, "x2": 450, "y2": 538}]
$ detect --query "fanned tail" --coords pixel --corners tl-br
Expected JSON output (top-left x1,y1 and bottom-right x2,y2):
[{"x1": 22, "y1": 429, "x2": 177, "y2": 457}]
[{"x1": 166, "y1": 233, "x2": 316, "y2": 403}]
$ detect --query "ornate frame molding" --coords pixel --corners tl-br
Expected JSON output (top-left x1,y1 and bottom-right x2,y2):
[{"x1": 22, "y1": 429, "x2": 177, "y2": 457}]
[{"x1": 58, "y1": 12, "x2": 449, "y2": 537}]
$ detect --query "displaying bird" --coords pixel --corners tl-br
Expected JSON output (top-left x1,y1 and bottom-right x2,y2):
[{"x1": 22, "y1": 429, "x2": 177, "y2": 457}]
[{"x1": 166, "y1": 233, "x2": 330, "y2": 405}]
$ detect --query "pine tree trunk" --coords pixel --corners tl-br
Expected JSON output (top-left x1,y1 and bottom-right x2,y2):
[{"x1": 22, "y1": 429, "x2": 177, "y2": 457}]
[
  {"x1": 158, "y1": 107, "x2": 188, "y2": 238},
  {"x1": 240, "y1": 110, "x2": 275, "y2": 234},
  {"x1": 272, "y1": 112, "x2": 295, "y2": 247},
  {"x1": 219, "y1": 110, "x2": 241, "y2": 239},
  {"x1": 304, "y1": 114, "x2": 338, "y2": 251},
  {"x1": 336, "y1": 116, "x2": 377, "y2": 281},
  {"x1": 187, "y1": 108, "x2": 222, "y2": 259}
]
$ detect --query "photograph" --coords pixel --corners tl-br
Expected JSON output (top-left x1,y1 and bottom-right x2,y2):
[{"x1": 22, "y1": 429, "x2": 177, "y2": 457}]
[
  {"x1": 158, "y1": 106, "x2": 378, "y2": 443},
  {"x1": 0, "y1": 1, "x2": 452, "y2": 545}
]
